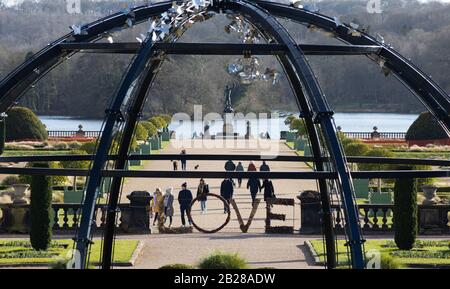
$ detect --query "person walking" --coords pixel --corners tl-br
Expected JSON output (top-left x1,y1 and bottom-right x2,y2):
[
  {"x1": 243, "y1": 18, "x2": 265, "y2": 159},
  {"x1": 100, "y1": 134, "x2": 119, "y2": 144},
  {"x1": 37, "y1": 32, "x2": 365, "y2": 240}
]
[
  {"x1": 152, "y1": 188, "x2": 164, "y2": 226},
  {"x1": 260, "y1": 161, "x2": 270, "y2": 172},
  {"x1": 247, "y1": 177, "x2": 261, "y2": 205},
  {"x1": 180, "y1": 149, "x2": 187, "y2": 171},
  {"x1": 172, "y1": 160, "x2": 178, "y2": 171},
  {"x1": 247, "y1": 161, "x2": 257, "y2": 172},
  {"x1": 178, "y1": 183, "x2": 193, "y2": 227},
  {"x1": 197, "y1": 178, "x2": 210, "y2": 214},
  {"x1": 163, "y1": 187, "x2": 174, "y2": 228},
  {"x1": 236, "y1": 162, "x2": 244, "y2": 188},
  {"x1": 220, "y1": 178, "x2": 234, "y2": 214},
  {"x1": 261, "y1": 179, "x2": 276, "y2": 203},
  {"x1": 224, "y1": 160, "x2": 237, "y2": 186},
  {"x1": 225, "y1": 160, "x2": 236, "y2": 172}
]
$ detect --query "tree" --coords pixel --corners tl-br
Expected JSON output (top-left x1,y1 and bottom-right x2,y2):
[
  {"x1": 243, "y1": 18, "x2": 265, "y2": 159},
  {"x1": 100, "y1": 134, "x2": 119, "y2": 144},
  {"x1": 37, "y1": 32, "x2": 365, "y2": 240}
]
[
  {"x1": 140, "y1": 121, "x2": 158, "y2": 138},
  {"x1": 30, "y1": 162, "x2": 52, "y2": 251},
  {"x1": 149, "y1": 117, "x2": 164, "y2": 130},
  {"x1": 158, "y1": 114, "x2": 172, "y2": 125},
  {"x1": 289, "y1": 118, "x2": 307, "y2": 137},
  {"x1": 5, "y1": 107, "x2": 48, "y2": 141},
  {"x1": 394, "y1": 167, "x2": 418, "y2": 250},
  {"x1": 134, "y1": 123, "x2": 148, "y2": 141}
]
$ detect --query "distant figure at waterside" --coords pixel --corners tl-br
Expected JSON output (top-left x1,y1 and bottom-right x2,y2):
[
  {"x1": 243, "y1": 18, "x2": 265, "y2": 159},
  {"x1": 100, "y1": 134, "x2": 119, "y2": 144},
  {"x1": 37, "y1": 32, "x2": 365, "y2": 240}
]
[
  {"x1": 180, "y1": 149, "x2": 187, "y2": 171},
  {"x1": 261, "y1": 179, "x2": 276, "y2": 203},
  {"x1": 197, "y1": 178, "x2": 210, "y2": 214},
  {"x1": 178, "y1": 183, "x2": 193, "y2": 227},
  {"x1": 220, "y1": 178, "x2": 234, "y2": 214},
  {"x1": 247, "y1": 161, "x2": 257, "y2": 172},
  {"x1": 236, "y1": 162, "x2": 244, "y2": 188},
  {"x1": 152, "y1": 188, "x2": 164, "y2": 226},
  {"x1": 247, "y1": 177, "x2": 261, "y2": 204},
  {"x1": 260, "y1": 161, "x2": 270, "y2": 172},
  {"x1": 163, "y1": 187, "x2": 174, "y2": 228}
]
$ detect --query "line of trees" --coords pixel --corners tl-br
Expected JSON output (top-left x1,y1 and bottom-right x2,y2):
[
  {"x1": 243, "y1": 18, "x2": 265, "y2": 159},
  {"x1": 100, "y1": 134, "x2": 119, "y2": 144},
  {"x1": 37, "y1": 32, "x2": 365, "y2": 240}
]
[{"x1": 1, "y1": 0, "x2": 449, "y2": 117}]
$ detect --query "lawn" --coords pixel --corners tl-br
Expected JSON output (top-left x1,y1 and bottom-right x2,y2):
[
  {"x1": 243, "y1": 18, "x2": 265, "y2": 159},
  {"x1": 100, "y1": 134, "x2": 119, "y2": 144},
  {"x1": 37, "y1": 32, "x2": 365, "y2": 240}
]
[
  {"x1": 2, "y1": 150, "x2": 72, "y2": 157},
  {"x1": 393, "y1": 151, "x2": 450, "y2": 160},
  {"x1": 0, "y1": 239, "x2": 139, "y2": 267},
  {"x1": 310, "y1": 239, "x2": 450, "y2": 267}
]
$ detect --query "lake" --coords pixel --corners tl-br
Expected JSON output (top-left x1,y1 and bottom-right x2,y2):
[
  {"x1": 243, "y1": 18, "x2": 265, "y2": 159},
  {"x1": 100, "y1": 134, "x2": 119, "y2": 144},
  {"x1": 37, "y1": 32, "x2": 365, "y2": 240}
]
[{"x1": 39, "y1": 113, "x2": 418, "y2": 139}]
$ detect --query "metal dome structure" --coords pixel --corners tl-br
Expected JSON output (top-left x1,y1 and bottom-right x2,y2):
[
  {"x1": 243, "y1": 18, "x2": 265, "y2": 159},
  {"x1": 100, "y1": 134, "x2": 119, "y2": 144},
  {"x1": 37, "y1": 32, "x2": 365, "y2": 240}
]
[{"x1": 0, "y1": 0, "x2": 449, "y2": 269}]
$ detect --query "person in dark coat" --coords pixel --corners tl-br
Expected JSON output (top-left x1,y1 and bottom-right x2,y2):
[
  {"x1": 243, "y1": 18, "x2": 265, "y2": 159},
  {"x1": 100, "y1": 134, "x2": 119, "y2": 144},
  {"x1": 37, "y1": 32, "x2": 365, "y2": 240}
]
[
  {"x1": 247, "y1": 177, "x2": 261, "y2": 204},
  {"x1": 197, "y1": 178, "x2": 209, "y2": 214},
  {"x1": 225, "y1": 160, "x2": 236, "y2": 171},
  {"x1": 260, "y1": 161, "x2": 270, "y2": 172},
  {"x1": 224, "y1": 160, "x2": 237, "y2": 186},
  {"x1": 236, "y1": 162, "x2": 244, "y2": 188},
  {"x1": 178, "y1": 182, "x2": 193, "y2": 226},
  {"x1": 220, "y1": 178, "x2": 234, "y2": 214},
  {"x1": 261, "y1": 179, "x2": 276, "y2": 204},
  {"x1": 180, "y1": 149, "x2": 187, "y2": 171}
]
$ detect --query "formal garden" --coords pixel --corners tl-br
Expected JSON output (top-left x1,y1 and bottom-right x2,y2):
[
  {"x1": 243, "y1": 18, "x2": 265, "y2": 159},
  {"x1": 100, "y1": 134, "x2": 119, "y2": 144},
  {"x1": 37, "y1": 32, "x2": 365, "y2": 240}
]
[{"x1": 285, "y1": 112, "x2": 450, "y2": 268}]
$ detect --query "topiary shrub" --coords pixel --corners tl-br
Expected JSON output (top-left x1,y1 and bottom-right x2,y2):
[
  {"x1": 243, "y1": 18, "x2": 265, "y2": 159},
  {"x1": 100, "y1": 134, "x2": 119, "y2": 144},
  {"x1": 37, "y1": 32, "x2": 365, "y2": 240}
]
[
  {"x1": 5, "y1": 107, "x2": 48, "y2": 142},
  {"x1": 158, "y1": 114, "x2": 172, "y2": 126},
  {"x1": 135, "y1": 123, "x2": 148, "y2": 141},
  {"x1": 344, "y1": 141, "x2": 370, "y2": 156},
  {"x1": 30, "y1": 162, "x2": 53, "y2": 251},
  {"x1": 148, "y1": 117, "x2": 164, "y2": 130},
  {"x1": 394, "y1": 166, "x2": 418, "y2": 250},
  {"x1": 159, "y1": 264, "x2": 196, "y2": 269},
  {"x1": 140, "y1": 121, "x2": 158, "y2": 138},
  {"x1": 198, "y1": 251, "x2": 248, "y2": 269},
  {"x1": 405, "y1": 112, "x2": 448, "y2": 141}
]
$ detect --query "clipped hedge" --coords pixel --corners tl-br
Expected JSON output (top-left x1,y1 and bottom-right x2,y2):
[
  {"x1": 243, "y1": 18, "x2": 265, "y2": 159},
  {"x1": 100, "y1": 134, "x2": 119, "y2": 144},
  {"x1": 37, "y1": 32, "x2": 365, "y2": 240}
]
[
  {"x1": 5, "y1": 107, "x2": 48, "y2": 142},
  {"x1": 405, "y1": 112, "x2": 448, "y2": 141},
  {"x1": 30, "y1": 162, "x2": 53, "y2": 251},
  {"x1": 159, "y1": 264, "x2": 196, "y2": 269},
  {"x1": 394, "y1": 166, "x2": 418, "y2": 250},
  {"x1": 198, "y1": 251, "x2": 248, "y2": 269}
]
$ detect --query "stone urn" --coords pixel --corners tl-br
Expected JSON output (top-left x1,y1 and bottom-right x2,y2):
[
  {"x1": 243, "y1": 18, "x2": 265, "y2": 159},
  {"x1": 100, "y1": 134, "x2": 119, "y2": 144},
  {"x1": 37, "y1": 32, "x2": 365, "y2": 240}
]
[
  {"x1": 421, "y1": 185, "x2": 440, "y2": 205},
  {"x1": 11, "y1": 184, "x2": 30, "y2": 204}
]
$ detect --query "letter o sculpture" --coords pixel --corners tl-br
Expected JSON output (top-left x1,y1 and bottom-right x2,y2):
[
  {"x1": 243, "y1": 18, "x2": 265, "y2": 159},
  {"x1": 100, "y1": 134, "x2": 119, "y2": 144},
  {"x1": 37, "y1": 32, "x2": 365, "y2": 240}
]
[{"x1": 187, "y1": 193, "x2": 231, "y2": 234}]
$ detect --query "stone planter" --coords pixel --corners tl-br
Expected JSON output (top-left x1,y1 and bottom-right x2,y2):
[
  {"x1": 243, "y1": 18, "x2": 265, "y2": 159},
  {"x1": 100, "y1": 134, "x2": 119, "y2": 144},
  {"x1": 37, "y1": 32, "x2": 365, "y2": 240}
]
[
  {"x1": 421, "y1": 185, "x2": 440, "y2": 205},
  {"x1": 11, "y1": 184, "x2": 30, "y2": 204}
]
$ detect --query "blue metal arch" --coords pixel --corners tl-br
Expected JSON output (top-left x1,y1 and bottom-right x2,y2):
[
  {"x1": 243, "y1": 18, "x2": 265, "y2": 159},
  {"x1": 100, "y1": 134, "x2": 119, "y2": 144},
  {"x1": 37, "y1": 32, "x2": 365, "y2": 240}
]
[
  {"x1": 0, "y1": 0, "x2": 449, "y2": 270},
  {"x1": 0, "y1": 1, "x2": 173, "y2": 113}
]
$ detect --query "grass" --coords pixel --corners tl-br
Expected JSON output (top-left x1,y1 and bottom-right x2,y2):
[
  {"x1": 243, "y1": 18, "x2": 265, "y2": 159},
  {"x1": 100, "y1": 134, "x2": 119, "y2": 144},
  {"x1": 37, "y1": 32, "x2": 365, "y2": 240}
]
[
  {"x1": 310, "y1": 239, "x2": 450, "y2": 267},
  {"x1": 393, "y1": 151, "x2": 450, "y2": 159},
  {"x1": 0, "y1": 239, "x2": 138, "y2": 267},
  {"x1": 2, "y1": 150, "x2": 72, "y2": 156}
]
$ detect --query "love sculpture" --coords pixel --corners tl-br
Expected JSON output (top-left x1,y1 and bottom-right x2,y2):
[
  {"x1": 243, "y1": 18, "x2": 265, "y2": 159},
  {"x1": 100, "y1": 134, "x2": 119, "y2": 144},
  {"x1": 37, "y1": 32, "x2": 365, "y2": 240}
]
[{"x1": 186, "y1": 193, "x2": 295, "y2": 234}]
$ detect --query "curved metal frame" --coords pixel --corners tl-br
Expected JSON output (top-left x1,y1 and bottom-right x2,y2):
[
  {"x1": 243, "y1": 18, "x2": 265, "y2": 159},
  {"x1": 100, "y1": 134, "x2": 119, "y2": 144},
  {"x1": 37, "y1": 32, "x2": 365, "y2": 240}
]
[{"x1": 0, "y1": 0, "x2": 449, "y2": 270}]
